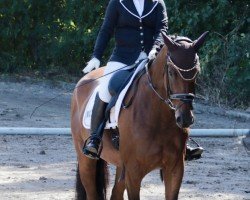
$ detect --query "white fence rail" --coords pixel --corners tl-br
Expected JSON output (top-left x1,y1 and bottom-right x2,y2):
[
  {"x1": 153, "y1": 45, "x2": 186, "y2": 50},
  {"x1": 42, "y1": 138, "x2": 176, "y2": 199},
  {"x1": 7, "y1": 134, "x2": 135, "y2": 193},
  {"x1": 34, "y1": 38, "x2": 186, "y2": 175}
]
[
  {"x1": 0, "y1": 127, "x2": 70, "y2": 135},
  {"x1": 190, "y1": 129, "x2": 249, "y2": 137},
  {"x1": 0, "y1": 127, "x2": 249, "y2": 137}
]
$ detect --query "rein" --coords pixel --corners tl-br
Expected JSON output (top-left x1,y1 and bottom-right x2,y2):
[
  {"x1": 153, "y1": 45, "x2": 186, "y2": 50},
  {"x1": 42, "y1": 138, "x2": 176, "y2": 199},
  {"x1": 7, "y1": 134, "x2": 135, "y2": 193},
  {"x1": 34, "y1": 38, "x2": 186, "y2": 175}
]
[{"x1": 145, "y1": 63, "x2": 176, "y2": 110}]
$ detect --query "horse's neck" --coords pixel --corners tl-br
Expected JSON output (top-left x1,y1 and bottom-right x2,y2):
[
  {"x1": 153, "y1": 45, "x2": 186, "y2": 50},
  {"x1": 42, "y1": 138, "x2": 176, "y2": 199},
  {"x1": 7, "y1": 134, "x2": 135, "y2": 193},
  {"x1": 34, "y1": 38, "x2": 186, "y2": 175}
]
[
  {"x1": 143, "y1": 45, "x2": 174, "y2": 115},
  {"x1": 134, "y1": 45, "x2": 175, "y2": 133},
  {"x1": 149, "y1": 46, "x2": 168, "y2": 96}
]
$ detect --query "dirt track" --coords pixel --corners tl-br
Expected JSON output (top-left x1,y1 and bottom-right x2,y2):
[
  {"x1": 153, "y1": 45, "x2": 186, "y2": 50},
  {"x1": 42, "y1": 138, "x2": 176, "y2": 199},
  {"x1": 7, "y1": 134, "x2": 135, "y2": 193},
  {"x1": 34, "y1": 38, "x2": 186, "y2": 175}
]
[
  {"x1": 0, "y1": 135, "x2": 249, "y2": 200},
  {"x1": 0, "y1": 77, "x2": 249, "y2": 199}
]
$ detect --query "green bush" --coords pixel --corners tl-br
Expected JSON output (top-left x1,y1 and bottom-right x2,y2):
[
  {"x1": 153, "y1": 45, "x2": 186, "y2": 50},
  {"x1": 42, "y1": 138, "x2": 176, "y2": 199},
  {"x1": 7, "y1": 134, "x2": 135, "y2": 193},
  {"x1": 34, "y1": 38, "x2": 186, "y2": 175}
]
[
  {"x1": 0, "y1": 0, "x2": 249, "y2": 106},
  {"x1": 166, "y1": 0, "x2": 249, "y2": 106},
  {"x1": 0, "y1": 0, "x2": 109, "y2": 74}
]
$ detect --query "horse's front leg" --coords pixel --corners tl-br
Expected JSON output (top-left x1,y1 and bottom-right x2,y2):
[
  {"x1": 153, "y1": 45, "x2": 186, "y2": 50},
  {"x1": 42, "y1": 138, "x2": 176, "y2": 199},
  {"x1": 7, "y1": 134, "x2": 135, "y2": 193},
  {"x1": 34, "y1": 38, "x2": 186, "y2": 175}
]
[
  {"x1": 162, "y1": 158, "x2": 185, "y2": 200},
  {"x1": 110, "y1": 166, "x2": 126, "y2": 200},
  {"x1": 124, "y1": 162, "x2": 144, "y2": 200}
]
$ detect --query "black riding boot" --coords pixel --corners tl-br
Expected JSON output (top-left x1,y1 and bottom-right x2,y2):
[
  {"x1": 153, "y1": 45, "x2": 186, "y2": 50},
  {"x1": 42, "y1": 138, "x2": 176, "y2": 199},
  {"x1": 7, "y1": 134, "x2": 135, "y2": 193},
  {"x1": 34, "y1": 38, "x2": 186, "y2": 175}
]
[
  {"x1": 82, "y1": 94, "x2": 108, "y2": 159},
  {"x1": 185, "y1": 145, "x2": 204, "y2": 160}
]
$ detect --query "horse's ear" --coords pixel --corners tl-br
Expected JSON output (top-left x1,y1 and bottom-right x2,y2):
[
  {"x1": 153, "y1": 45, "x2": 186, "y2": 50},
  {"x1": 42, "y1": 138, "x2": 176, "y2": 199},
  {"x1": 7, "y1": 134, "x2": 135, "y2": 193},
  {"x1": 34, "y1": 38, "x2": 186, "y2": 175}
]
[
  {"x1": 192, "y1": 31, "x2": 209, "y2": 51},
  {"x1": 161, "y1": 32, "x2": 180, "y2": 51}
]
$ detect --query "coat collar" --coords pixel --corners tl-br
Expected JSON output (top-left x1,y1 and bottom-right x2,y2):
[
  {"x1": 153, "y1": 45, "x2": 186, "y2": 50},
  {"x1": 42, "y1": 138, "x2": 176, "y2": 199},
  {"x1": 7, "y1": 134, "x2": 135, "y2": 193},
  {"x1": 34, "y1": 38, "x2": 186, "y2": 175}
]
[{"x1": 120, "y1": 0, "x2": 159, "y2": 19}]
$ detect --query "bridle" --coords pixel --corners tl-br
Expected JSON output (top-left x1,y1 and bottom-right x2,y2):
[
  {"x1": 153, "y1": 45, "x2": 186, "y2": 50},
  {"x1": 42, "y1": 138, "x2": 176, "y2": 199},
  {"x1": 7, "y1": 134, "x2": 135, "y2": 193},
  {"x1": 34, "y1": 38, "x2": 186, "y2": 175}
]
[{"x1": 145, "y1": 48, "x2": 199, "y2": 111}]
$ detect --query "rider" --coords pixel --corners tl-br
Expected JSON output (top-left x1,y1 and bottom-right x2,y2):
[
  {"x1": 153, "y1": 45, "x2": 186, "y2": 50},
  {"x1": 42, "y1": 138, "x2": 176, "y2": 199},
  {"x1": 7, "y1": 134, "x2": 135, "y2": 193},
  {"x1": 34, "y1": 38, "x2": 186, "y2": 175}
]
[{"x1": 82, "y1": 0, "x2": 203, "y2": 160}]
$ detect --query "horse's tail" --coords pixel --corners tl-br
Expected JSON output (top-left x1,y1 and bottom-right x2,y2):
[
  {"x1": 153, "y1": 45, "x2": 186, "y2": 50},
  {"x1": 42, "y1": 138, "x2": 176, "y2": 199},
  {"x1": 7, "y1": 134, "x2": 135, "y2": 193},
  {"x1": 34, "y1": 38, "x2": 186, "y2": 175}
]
[
  {"x1": 75, "y1": 164, "x2": 86, "y2": 200},
  {"x1": 96, "y1": 158, "x2": 109, "y2": 200},
  {"x1": 75, "y1": 159, "x2": 109, "y2": 200}
]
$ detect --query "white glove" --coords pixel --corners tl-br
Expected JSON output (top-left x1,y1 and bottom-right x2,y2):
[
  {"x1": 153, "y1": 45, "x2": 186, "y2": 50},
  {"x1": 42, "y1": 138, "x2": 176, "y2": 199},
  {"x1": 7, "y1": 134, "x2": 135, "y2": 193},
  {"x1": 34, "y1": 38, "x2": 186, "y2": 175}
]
[
  {"x1": 82, "y1": 57, "x2": 100, "y2": 73},
  {"x1": 148, "y1": 49, "x2": 157, "y2": 60}
]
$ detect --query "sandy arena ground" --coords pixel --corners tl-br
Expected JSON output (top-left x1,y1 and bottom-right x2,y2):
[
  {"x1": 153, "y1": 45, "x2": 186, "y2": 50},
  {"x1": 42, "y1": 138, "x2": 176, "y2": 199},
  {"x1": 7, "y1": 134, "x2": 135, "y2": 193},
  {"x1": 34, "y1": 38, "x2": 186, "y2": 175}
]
[{"x1": 0, "y1": 77, "x2": 249, "y2": 199}]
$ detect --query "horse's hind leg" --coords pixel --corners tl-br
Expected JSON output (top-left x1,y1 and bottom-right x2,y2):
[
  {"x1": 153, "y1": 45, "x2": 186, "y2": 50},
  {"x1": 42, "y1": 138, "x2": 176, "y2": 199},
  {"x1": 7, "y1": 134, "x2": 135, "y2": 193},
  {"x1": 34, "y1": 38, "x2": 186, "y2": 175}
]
[
  {"x1": 74, "y1": 135, "x2": 108, "y2": 200},
  {"x1": 78, "y1": 154, "x2": 99, "y2": 200},
  {"x1": 111, "y1": 166, "x2": 126, "y2": 200},
  {"x1": 162, "y1": 160, "x2": 184, "y2": 200}
]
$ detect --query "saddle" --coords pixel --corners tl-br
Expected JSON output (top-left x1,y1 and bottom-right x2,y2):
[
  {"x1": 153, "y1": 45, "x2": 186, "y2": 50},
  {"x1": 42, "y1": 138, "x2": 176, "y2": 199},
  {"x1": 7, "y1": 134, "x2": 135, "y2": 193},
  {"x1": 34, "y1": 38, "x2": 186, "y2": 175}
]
[
  {"x1": 105, "y1": 67, "x2": 136, "y2": 117},
  {"x1": 105, "y1": 62, "x2": 146, "y2": 119},
  {"x1": 82, "y1": 59, "x2": 148, "y2": 130}
]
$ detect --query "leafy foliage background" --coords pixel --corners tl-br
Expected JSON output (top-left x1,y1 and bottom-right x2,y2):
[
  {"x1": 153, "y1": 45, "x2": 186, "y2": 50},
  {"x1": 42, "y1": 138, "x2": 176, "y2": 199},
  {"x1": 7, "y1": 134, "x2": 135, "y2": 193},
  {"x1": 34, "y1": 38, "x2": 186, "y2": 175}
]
[{"x1": 0, "y1": 0, "x2": 249, "y2": 106}]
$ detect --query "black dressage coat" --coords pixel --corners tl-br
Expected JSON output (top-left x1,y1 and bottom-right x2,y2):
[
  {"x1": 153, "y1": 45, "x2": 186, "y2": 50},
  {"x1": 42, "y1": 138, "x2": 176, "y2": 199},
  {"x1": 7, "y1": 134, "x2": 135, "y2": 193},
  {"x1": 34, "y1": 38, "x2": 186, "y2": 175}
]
[{"x1": 93, "y1": 0, "x2": 168, "y2": 65}]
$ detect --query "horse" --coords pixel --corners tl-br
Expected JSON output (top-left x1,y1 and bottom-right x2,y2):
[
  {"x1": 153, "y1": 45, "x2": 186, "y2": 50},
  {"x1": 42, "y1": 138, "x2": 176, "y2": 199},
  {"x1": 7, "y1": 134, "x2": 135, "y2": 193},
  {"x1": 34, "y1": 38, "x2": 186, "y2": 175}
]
[{"x1": 70, "y1": 31, "x2": 209, "y2": 200}]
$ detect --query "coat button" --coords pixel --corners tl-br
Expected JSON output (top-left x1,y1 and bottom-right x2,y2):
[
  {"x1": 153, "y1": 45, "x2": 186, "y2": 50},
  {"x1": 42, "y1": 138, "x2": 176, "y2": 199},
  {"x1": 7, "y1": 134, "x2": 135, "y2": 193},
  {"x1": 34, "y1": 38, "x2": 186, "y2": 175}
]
[
  {"x1": 140, "y1": 32, "x2": 143, "y2": 36},
  {"x1": 141, "y1": 41, "x2": 144, "y2": 44},
  {"x1": 140, "y1": 26, "x2": 142, "y2": 29}
]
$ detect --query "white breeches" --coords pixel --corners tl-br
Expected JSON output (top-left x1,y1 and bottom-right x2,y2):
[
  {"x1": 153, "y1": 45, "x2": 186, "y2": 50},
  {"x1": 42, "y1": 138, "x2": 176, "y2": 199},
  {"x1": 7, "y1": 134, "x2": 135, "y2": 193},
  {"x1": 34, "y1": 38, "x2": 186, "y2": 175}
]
[
  {"x1": 98, "y1": 62, "x2": 127, "y2": 102},
  {"x1": 98, "y1": 51, "x2": 147, "y2": 103}
]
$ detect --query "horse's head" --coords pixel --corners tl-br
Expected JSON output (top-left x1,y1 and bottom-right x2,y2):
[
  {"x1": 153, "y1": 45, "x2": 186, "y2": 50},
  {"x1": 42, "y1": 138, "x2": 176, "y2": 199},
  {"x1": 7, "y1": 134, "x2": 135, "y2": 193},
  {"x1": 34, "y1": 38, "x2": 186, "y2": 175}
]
[{"x1": 162, "y1": 32, "x2": 209, "y2": 128}]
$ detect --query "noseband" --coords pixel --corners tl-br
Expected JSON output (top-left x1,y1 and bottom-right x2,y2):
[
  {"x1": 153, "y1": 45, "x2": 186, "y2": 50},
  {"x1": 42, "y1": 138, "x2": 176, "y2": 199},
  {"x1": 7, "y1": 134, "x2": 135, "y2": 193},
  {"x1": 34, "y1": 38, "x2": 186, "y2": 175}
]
[{"x1": 145, "y1": 52, "x2": 199, "y2": 111}]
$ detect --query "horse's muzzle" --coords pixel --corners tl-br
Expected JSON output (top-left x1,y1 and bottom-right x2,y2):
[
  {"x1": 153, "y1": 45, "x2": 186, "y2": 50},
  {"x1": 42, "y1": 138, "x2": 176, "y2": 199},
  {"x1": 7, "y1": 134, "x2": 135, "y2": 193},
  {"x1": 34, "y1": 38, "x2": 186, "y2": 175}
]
[{"x1": 176, "y1": 110, "x2": 194, "y2": 128}]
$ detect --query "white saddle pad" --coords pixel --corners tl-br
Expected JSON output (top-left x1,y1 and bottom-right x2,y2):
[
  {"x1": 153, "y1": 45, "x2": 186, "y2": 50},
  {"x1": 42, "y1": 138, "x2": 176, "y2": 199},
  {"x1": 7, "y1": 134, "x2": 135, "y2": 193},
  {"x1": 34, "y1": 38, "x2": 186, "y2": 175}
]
[{"x1": 82, "y1": 59, "x2": 147, "y2": 130}]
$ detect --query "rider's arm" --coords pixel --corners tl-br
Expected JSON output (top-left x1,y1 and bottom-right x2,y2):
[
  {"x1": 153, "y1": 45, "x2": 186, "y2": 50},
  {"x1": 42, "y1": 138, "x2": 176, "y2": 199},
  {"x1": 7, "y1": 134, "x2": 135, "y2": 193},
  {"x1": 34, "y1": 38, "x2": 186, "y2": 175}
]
[
  {"x1": 152, "y1": 0, "x2": 168, "y2": 51},
  {"x1": 92, "y1": 0, "x2": 118, "y2": 61}
]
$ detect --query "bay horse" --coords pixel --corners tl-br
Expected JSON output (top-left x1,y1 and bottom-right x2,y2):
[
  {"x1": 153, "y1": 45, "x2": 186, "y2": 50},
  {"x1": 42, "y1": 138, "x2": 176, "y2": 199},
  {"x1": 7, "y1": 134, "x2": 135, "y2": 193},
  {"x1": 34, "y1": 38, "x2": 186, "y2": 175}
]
[{"x1": 71, "y1": 31, "x2": 209, "y2": 200}]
